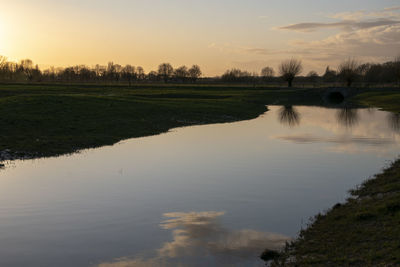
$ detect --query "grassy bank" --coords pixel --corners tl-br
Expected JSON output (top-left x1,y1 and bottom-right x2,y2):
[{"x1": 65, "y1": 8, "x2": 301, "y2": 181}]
[
  {"x1": 353, "y1": 90, "x2": 400, "y2": 113},
  {"x1": 0, "y1": 83, "x2": 323, "y2": 161},
  {"x1": 260, "y1": 89, "x2": 400, "y2": 266},
  {"x1": 269, "y1": 160, "x2": 400, "y2": 266}
]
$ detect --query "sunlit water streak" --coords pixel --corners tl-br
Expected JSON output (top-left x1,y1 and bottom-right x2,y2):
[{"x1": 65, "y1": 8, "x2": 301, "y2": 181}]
[{"x1": 0, "y1": 106, "x2": 399, "y2": 266}]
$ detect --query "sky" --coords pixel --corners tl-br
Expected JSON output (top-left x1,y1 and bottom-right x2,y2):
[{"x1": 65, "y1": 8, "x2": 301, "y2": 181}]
[{"x1": 0, "y1": 0, "x2": 399, "y2": 76}]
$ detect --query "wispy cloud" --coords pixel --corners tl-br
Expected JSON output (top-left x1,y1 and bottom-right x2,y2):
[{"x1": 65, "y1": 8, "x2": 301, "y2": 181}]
[
  {"x1": 275, "y1": 6, "x2": 400, "y2": 64},
  {"x1": 279, "y1": 19, "x2": 400, "y2": 32},
  {"x1": 384, "y1": 6, "x2": 400, "y2": 12}
]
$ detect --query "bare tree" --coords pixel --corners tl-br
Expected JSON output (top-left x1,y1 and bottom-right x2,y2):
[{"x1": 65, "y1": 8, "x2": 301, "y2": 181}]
[
  {"x1": 221, "y1": 69, "x2": 251, "y2": 82},
  {"x1": 19, "y1": 59, "x2": 35, "y2": 81},
  {"x1": 136, "y1": 66, "x2": 145, "y2": 81},
  {"x1": 122, "y1": 65, "x2": 135, "y2": 86},
  {"x1": 261, "y1": 66, "x2": 274, "y2": 82},
  {"x1": 0, "y1": 55, "x2": 6, "y2": 69},
  {"x1": 394, "y1": 55, "x2": 400, "y2": 86},
  {"x1": 147, "y1": 71, "x2": 159, "y2": 81},
  {"x1": 188, "y1": 65, "x2": 202, "y2": 83},
  {"x1": 174, "y1": 65, "x2": 189, "y2": 81},
  {"x1": 338, "y1": 58, "x2": 360, "y2": 87},
  {"x1": 279, "y1": 59, "x2": 303, "y2": 87},
  {"x1": 158, "y1": 63, "x2": 174, "y2": 83},
  {"x1": 0, "y1": 56, "x2": 7, "y2": 81}
]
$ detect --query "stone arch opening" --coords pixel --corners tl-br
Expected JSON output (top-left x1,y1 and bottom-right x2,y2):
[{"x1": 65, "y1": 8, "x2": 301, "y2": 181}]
[{"x1": 327, "y1": 91, "x2": 345, "y2": 104}]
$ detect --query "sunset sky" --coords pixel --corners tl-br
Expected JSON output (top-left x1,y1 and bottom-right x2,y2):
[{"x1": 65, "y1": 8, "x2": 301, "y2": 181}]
[{"x1": 1, "y1": 0, "x2": 399, "y2": 76}]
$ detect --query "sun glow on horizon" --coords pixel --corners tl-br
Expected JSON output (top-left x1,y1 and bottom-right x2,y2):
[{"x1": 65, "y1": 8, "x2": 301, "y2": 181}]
[
  {"x1": 0, "y1": 19, "x2": 5, "y2": 53},
  {"x1": 0, "y1": 1, "x2": 398, "y2": 76}
]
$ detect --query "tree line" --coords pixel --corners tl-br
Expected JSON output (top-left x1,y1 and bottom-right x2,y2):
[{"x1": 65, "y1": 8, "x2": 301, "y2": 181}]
[
  {"x1": 0, "y1": 57, "x2": 202, "y2": 85},
  {"x1": 0, "y1": 55, "x2": 399, "y2": 87},
  {"x1": 221, "y1": 57, "x2": 400, "y2": 87}
]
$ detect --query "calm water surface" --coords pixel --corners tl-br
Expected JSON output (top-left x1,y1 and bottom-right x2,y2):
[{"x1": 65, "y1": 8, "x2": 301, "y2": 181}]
[{"x1": 1, "y1": 106, "x2": 399, "y2": 266}]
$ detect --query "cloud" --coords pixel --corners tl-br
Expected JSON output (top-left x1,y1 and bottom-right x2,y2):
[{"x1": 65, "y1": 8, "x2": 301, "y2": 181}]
[
  {"x1": 274, "y1": 6, "x2": 400, "y2": 64},
  {"x1": 384, "y1": 6, "x2": 400, "y2": 12},
  {"x1": 207, "y1": 6, "x2": 400, "y2": 73},
  {"x1": 279, "y1": 19, "x2": 400, "y2": 32},
  {"x1": 98, "y1": 211, "x2": 290, "y2": 267},
  {"x1": 244, "y1": 48, "x2": 272, "y2": 55},
  {"x1": 330, "y1": 7, "x2": 400, "y2": 21},
  {"x1": 292, "y1": 24, "x2": 400, "y2": 62}
]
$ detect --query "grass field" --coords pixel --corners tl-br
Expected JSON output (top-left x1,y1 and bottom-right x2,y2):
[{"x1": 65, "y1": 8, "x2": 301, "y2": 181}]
[{"x1": 0, "y1": 83, "x2": 324, "y2": 160}]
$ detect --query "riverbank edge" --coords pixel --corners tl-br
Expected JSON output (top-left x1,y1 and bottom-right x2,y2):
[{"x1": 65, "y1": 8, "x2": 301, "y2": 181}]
[
  {"x1": 264, "y1": 159, "x2": 400, "y2": 266},
  {"x1": 0, "y1": 84, "x2": 326, "y2": 165},
  {"x1": 259, "y1": 90, "x2": 400, "y2": 266}
]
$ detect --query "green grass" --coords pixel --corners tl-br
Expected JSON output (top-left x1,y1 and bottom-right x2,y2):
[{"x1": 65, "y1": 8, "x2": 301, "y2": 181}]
[
  {"x1": 353, "y1": 91, "x2": 400, "y2": 113},
  {"x1": 0, "y1": 83, "x2": 324, "y2": 158},
  {"x1": 271, "y1": 160, "x2": 400, "y2": 266}
]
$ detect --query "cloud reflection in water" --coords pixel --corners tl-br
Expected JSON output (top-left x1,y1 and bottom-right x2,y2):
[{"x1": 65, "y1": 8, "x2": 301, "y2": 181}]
[
  {"x1": 276, "y1": 134, "x2": 395, "y2": 145},
  {"x1": 98, "y1": 211, "x2": 289, "y2": 267}
]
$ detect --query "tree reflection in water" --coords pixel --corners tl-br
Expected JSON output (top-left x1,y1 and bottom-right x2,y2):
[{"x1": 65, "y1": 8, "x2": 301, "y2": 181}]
[
  {"x1": 388, "y1": 113, "x2": 400, "y2": 133},
  {"x1": 278, "y1": 106, "x2": 301, "y2": 127},
  {"x1": 336, "y1": 107, "x2": 359, "y2": 128}
]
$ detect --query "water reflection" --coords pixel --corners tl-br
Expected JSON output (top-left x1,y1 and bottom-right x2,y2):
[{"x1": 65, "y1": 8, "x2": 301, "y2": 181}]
[
  {"x1": 388, "y1": 113, "x2": 400, "y2": 132},
  {"x1": 1, "y1": 106, "x2": 400, "y2": 267},
  {"x1": 98, "y1": 212, "x2": 289, "y2": 267},
  {"x1": 276, "y1": 135, "x2": 394, "y2": 145},
  {"x1": 278, "y1": 106, "x2": 301, "y2": 127},
  {"x1": 336, "y1": 107, "x2": 359, "y2": 128}
]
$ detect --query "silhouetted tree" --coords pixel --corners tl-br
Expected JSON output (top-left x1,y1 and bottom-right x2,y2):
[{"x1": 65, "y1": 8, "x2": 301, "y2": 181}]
[
  {"x1": 188, "y1": 65, "x2": 202, "y2": 82},
  {"x1": 0, "y1": 56, "x2": 8, "y2": 81},
  {"x1": 395, "y1": 55, "x2": 400, "y2": 85},
  {"x1": 136, "y1": 66, "x2": 145, "y2": 81},
  {"x1": 221, "y1": 68, "x2": 256, "y2": 83},
  {"x1": 147, "y1": 71, "x2": 159, "y2": 81},
  {"x1": 338, "y1": 59, "x2": 360, "y2": 87},
  {"x1": 122, "y1": 65, "x2": 136, "y2": 86},
  {"x1": 279, "y1": 58, "x2": 303, "y2": 87},
  {"x1": 0, "y1": 56, "x2": 6, "y2": 69},
  {"x1": 261, "y1": 66, "x2": 274, "y2": 82},
  {"x1": 158, "y1": 63, "x2": 174, "y2": 83},
  {"x1": 174, "y1": 65, "x2": 189, "y2": 82},
  {"x1": 364, "y1": 64, "x2": 382, "y2": 84},
  {"x1": 106, "y1": 62, "x2": 117, "y2": 81}
]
